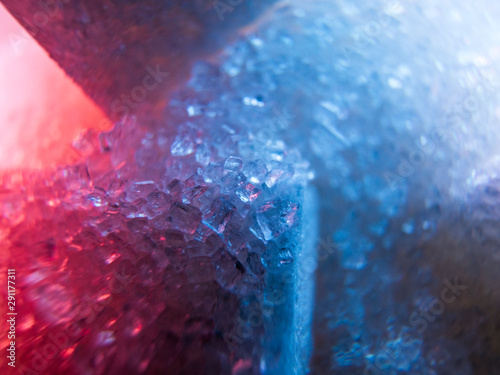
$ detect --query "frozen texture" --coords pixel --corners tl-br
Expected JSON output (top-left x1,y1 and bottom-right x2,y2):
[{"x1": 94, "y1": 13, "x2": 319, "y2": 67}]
[
  {"x1": 200, "y1": 1, "x2": 500, "y2": 374},
  {"x1": 3, "y1": 0, "x2": 500, "y2": 374},
  {"x1": 0, "y1": 30, "x2": 317, "y2": 373}
]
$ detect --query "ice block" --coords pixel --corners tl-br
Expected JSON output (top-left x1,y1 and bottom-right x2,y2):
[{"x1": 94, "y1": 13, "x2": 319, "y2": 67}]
[
  {"x1": 0, "y1": 0, "x2": 278, "y2": 124},
  {"x1": 0, "y1": 41, "x2": 317, "y2": 374}
]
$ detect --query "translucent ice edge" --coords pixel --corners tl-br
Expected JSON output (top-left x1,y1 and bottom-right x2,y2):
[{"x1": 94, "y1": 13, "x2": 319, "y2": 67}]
[{"x1": 261, "y1": 185, "x2": 318, "y2": 375}]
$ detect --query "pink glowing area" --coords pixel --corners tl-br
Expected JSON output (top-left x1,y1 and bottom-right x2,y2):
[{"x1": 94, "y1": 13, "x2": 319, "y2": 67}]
[{"x1": 0, "y1": 4, "x2": 110, "y2": 171}]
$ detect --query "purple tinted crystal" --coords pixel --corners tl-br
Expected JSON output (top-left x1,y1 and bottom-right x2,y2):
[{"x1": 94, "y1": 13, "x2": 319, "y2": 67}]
[
  {"x1": 213, "y1": 250, "x2": 246, "y2": 289},
  {"x1": 185, "y1": 239, "x2": 214, "y2": 257},
  {"x1": 167, "y1": 202, "x2": 202, "y2": 234},
  {"x1": 145, "y1": 190, "x2": 173, "y2": 218},
  {"x1": 202, "y1": 197, "x2": 236, "y2": 234},
  {"x1": 224, "y1": 156, "x2": 243, "y2": 172},
  {"x1": 253, "y1": 200, "x2": 299, "y2": 241},
  {"x1": 235, "y1": 183, "x2": 261, "y2": 203},
  {"x1": 220, "y1": 172, "x2": 247, "y2": 195},
  {"x1": 182, "y1": 174, "x2": 207, "y2": 203},
  {"x1": 244, "y1": 159, "x2": 268, "y2": 184},
  {"x1": 164, "y1": 229, "x2": 186, "y2": 253},
  {"x1": 166, "y1": 179, "x2": 183, "y2": 197},
  {"x1": 225, "y1": 225, "x2": 246, "y2": 255},
  {"x1": 202, "y1": 162, "x2": 224, "y2": 184}
]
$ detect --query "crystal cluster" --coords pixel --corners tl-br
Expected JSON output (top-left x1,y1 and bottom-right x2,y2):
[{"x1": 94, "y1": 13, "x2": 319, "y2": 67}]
[{"x1": 0, "y1": 53, "x2": 317, "y2": 374}]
